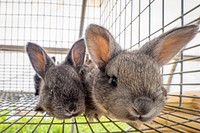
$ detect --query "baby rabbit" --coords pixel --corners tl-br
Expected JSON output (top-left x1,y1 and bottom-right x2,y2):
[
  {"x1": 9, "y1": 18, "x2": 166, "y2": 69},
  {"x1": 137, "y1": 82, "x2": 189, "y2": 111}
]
[
  {"x1": 84, "y1": 24, "x2": 199, "y2": 125},
  {"x1": 34, "y1": 56, "x2": 56, "y2": 96},
  {"x1": 26, "y1": 39, "x2": 86, "y2": 119}
]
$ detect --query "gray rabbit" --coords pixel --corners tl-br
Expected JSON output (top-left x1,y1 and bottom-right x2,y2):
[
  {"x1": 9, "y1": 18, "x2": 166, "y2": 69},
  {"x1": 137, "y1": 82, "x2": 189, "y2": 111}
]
[
  {"x1": 83, "y1": 24, "x2": 199, "y2": 125},
  {"x1": 26, "y1": 39, "x2": 86, "y2": 119},
  {"x1": 34, "y1": 56, "x2": 56, "y2": 96}
]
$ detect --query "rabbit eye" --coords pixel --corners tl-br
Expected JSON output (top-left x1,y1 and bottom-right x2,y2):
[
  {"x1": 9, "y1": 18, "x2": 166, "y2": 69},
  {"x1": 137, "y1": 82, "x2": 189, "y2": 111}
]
[
  {"x1": 54, "y1": 86, "x2": 60, "y2": 90},
  {"x1": 108, "y1": 76, "x2": 117, "y2": 87}
]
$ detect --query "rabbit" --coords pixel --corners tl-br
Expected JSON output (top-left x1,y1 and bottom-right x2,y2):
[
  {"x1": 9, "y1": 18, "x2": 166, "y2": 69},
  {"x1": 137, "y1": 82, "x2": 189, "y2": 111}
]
[
  {"x1": 79, "y1": 54, "x2": 100, "y2": 120},
  {"x1": 83, "y1": 24, "x2": 199, "y2": 126},
  {"x1": 34, "y1": 56, "x2": 56, "y2": 96},
  {"x1": 26, "y1": 39, "x2": 86, "y2": 119}
]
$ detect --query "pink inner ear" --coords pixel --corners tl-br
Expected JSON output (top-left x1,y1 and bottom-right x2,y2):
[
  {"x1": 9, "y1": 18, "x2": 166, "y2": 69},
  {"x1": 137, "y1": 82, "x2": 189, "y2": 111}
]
[
  {"x1": 89, "y1": 35, "x2": 109, "y2": 64},
  {"x1": 156, "y1": 28, "x2": 197, "y2": 65},
  {"x1": 94, "y1": 35, "x2": 109, "y2": 62},
  {"x1": 33, "y1": 50, "x2": 45, "y2": 72},
  {"x1": 158, "y1": 38, "x2": 180, "y2": 64},
  {"x1": 73, "y1": 46, "x2": 81, "y2": 65}
]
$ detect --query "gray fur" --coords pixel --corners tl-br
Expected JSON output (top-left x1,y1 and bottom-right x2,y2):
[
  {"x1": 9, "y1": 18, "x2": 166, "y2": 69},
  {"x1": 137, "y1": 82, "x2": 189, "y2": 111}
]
[
  {"x1": 26, "y1": 39, "x2": 86, "y2": 119},
  {"x1": 84, "y1": 24, "x2": 198, "y2": 123}
]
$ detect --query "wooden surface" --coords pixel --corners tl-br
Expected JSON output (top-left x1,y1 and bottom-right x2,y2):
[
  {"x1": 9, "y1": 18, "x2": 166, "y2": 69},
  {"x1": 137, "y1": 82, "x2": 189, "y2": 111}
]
[{"x1": 140, "y1": 91, "x2": 200, "y2": 133}]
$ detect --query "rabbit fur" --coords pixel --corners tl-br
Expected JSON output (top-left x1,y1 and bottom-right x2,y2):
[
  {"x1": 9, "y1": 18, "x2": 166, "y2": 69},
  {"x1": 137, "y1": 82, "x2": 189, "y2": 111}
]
[
  {"x1": 83, "y1": 24, "x2": 199, "y2": 125},
  {"x1": 26, "y1": 39, "x2": 86, "y2": 119}
]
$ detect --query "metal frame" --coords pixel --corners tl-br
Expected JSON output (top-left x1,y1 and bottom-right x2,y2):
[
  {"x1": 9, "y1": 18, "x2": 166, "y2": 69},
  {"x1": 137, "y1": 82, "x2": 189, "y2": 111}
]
[
  {"x1": 0, "y1": 45, "x2": 69, "y2": 54},
  {"x1": 79, "y1": 0, "x2": 87, "y2": 38},
  {"x1": 0, "y1": 92, "x2": 199, "y2": 132},
  {"x1": 0, "y1": 0, "x2": 200, "y2": 132}
]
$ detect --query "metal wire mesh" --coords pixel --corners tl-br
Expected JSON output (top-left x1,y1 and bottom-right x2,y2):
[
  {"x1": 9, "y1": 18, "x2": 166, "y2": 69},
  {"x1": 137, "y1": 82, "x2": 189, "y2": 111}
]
[{"x1": 0, "y1": 0, "x2": 200, "y2": 132}]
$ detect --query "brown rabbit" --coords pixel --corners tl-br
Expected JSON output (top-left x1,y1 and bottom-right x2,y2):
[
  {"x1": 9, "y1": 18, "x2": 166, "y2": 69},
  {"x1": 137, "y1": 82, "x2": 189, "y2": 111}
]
[
  {"x1": 83, "y1": 24, "x2": 199, "y2": 125},
  {"x1": 26, "y1": 39, "x2": 86, "y2": 119}
]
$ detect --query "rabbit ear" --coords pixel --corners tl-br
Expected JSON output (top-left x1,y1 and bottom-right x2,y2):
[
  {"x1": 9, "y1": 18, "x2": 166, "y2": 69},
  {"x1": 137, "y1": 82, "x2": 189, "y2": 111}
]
[
  {"x1": 51, "y1": 56, "x2": 56, "y2": 63},
  {"x1": 65, "y1": 38, "x2": 86, "y2": 71},
  {"x1": 85, "y1": 24, "x2": 122, "y2": 69},
  {"x1": 139, "y1": 25, "x2": 199, "y2": 66},
  {"x1": 26, "y1": 42, "x2": 55, "y2": 78}
]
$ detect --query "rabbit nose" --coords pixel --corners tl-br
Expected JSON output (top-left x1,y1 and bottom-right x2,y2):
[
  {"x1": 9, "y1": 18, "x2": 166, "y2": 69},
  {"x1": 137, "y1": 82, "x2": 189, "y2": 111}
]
[
  {"x1": 133, "y1": 97, "x2": 153, "y2": 115},
  {"x1": 68, "y1": 104, "x2": 76, "y2": 113}
]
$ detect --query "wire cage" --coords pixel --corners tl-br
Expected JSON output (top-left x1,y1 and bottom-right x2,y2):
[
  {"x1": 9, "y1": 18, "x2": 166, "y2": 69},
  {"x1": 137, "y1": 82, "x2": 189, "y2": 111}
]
[{"x1": 0, "y1": 0, "x2": 200, "y2": 132}]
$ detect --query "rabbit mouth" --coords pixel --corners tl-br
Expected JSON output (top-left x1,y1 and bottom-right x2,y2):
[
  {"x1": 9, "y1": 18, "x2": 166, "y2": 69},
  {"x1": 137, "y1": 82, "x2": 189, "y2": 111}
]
[
  {"x1": 124, "y1": 110, "x2": 153, "y2": 122},
  {"x1": 139, "y1": 116, "x2": 152, "y2": 122},
  {"x1": 64, "y1": 111, "x2": 82, "y2": 118},
  {"x1": 53, "y1": 113, "x2": 74, "y2": 119},
  {"x1": 125, "y1": 115, "x2": 152, "y2": 122},
  {"x1": 50, "y1": 112, "x2": 75, "y2": 119},
  {"x1": 126, "y1": 115, "x2": 139, "y2": 121},
  {"x1": 64, "y1": 113, "x2": 74, "y2": 117},
  {"x1": 63, "y1": 112, "x2": 79, "y2": 118}
]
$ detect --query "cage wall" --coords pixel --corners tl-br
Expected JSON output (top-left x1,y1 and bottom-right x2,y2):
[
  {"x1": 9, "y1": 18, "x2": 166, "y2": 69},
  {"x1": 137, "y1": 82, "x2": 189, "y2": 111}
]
[
  {"x1": 99, "y1": 0, "x2": 200, "y2": 132},
  {"x1": 99, "y1": 0, "x2": 200, "y2": 93},
  {"x1": 0, "y1": 0, "x2": 200, "y2": 132},
  {"x1": 0, "y1": 0, "x2": 100, "y2": 93}
]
